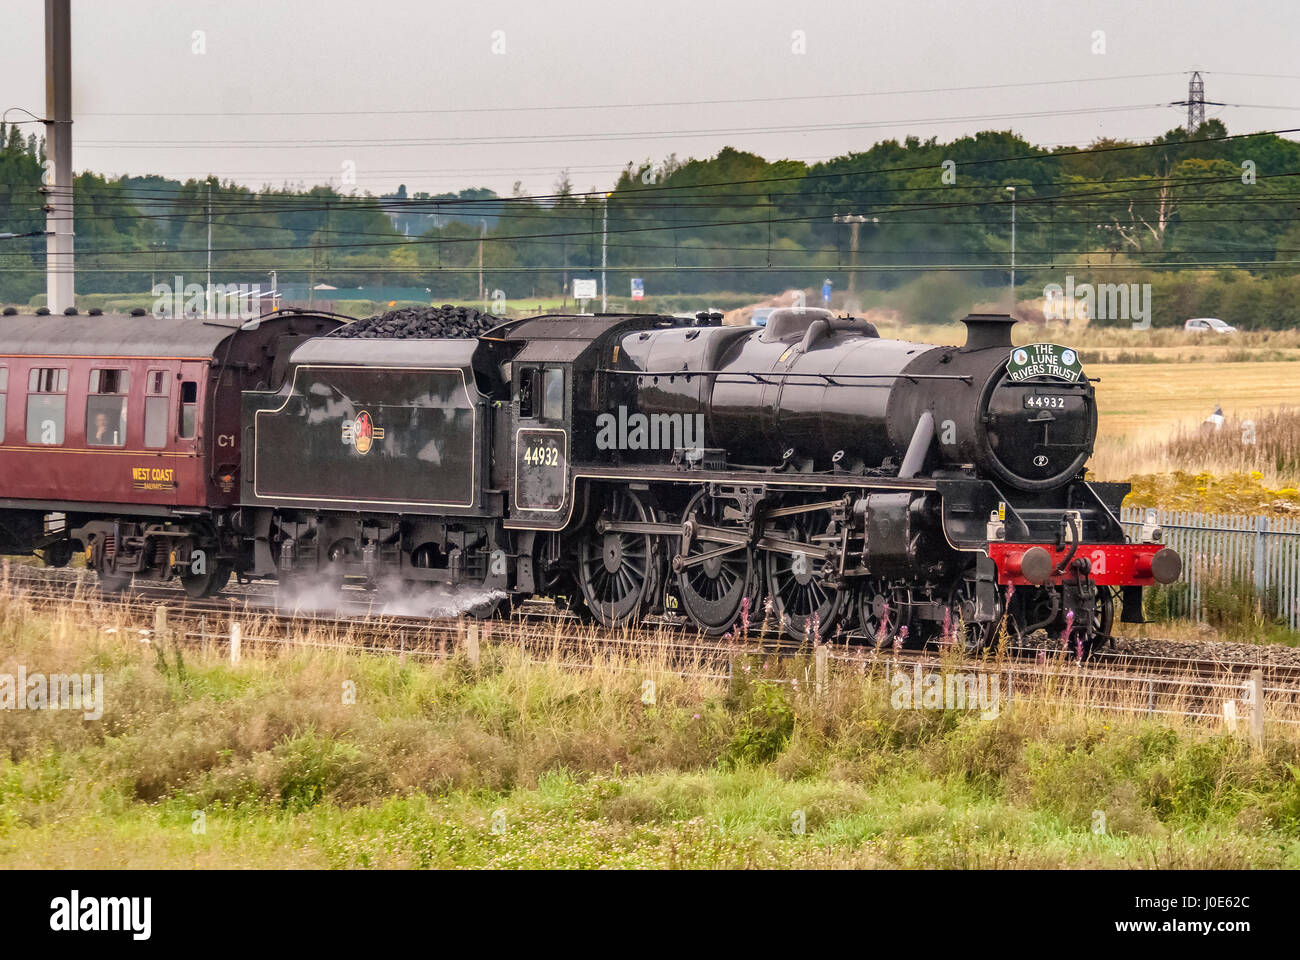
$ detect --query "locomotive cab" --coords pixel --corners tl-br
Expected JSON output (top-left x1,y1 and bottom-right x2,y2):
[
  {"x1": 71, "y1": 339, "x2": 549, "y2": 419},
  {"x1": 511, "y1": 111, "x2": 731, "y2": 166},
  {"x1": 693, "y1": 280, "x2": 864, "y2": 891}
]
[{"x1": 512, "y1": 358, "x2": 570, "y2": 517}]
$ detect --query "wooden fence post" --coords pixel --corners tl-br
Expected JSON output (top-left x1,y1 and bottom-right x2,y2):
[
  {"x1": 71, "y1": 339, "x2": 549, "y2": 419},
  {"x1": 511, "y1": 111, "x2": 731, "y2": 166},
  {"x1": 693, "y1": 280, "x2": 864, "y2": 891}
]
[
  {"x1": 153, "y1": 604, "x2": 169, "y2": 645},
  {"x1": 465, "y1": 621, "x2": 480, "y2": 667},
  {"x1": 230, "y1": 621, "x2": 242, "y2": 666},
  {"x1": 814, "y1": 645, "x2": 829, "y2": 702},
  {"x1": 1248, "y1": 668, "x2": 1264, "y2": 750}
]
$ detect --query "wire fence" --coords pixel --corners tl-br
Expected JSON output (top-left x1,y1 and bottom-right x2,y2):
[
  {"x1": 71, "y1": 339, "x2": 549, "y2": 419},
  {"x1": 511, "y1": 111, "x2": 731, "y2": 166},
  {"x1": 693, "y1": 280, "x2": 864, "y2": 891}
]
[
  {"x1": 157, "y1": 612, "x2": 1299, "y2": 738},
  {"x1": 1120, "y1": 507, "x2": 1300, "y2": 630}
]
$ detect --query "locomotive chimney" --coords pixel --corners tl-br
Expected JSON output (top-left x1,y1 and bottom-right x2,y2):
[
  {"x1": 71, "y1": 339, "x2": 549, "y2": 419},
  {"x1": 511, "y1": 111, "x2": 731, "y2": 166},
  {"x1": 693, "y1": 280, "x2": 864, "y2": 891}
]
[{"x1": 959, "y1": 313, "x2": 1017, "y2": 352}]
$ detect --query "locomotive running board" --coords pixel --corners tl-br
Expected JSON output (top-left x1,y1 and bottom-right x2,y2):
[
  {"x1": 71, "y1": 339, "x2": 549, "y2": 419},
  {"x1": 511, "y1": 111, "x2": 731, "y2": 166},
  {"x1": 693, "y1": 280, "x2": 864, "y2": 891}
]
[{"x1": 504, "y1": 469, "x2": 938, "y2": 531}]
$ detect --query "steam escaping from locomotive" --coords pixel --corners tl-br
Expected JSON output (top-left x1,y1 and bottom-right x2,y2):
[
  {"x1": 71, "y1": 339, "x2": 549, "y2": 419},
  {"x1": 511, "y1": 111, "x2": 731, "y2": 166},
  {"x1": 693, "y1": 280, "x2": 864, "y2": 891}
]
[{"x1": 271, "y1": 574, "x2": 508, "y2": 620}]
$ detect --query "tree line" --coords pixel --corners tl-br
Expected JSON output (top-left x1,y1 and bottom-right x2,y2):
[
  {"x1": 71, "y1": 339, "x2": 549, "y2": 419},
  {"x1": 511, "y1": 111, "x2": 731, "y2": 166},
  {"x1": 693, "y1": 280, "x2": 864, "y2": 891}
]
[{"x1": 3, "y1": 119, "x2": 1300, "y2": 326}]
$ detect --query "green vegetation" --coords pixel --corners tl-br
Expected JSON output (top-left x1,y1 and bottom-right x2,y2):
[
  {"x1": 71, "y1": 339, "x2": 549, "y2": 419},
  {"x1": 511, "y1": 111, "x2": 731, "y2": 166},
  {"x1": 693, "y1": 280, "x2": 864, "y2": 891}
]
[
  {"x1": 1144, "y1": 566, "x2": 1300, "y2": 647},
  {"x1": 7, "y1": 118, "x2": 1300, "y2": 325},
  {"x1": 1125, "y1": 470, "x2": 1300, "y2": 515},
  {"x1": 2, "y1": 601, "x2": 1299, "y2": 868}
]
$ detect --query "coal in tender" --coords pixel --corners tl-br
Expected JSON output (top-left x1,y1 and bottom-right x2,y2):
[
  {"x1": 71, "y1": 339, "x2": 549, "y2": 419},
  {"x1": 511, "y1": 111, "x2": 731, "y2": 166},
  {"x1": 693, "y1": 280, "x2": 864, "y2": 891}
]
[{"x1": 329, "y1": 304, "x2": 504, "y2": 339}]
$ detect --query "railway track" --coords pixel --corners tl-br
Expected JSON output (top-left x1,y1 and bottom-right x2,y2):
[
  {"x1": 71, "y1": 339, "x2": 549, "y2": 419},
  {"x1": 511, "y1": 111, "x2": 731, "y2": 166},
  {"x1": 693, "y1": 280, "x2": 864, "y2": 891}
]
[
  {"x1": 6, "y1": 563, "x2": 1299, "y2": 698},
  {"x1": 0, "y1": 563, "x2": 809, "y2": 666}
]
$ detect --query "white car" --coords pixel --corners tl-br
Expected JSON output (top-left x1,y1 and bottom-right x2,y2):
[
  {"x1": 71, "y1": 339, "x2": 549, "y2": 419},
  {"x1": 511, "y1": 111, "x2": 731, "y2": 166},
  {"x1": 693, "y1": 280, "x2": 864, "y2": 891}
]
[{"x1": 1184, "y1": 317, "x2": 1237, "y2": 334}]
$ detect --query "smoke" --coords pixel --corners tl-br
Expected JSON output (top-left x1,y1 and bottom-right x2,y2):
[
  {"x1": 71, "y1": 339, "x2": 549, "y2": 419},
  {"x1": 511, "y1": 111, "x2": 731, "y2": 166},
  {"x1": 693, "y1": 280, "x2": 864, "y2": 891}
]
[{"x1": 266, "y1": 574, "x2": 508, "y2": 620}]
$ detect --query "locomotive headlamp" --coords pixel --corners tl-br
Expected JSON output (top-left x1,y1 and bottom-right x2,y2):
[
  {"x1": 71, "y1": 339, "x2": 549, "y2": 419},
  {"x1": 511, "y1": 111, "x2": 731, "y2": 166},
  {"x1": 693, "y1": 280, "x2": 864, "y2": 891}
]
[{"x1": 1139, "y1": 510, "x2": 1163, "y2": 544}]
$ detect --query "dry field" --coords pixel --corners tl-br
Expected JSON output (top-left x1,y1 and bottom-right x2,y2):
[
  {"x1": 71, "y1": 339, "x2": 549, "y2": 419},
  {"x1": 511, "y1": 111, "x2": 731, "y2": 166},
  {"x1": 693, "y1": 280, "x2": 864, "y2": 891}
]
[{"x1": 1089, "y1": 361, "x2": 1299, "y2": 454}]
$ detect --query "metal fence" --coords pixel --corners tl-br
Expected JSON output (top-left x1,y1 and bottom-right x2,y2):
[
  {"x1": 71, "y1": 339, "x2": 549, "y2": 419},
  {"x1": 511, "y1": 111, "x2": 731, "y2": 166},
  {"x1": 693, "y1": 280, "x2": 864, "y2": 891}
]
[{"x1": 1119, "y1": 507, "x2": 1300, "y2": 630}]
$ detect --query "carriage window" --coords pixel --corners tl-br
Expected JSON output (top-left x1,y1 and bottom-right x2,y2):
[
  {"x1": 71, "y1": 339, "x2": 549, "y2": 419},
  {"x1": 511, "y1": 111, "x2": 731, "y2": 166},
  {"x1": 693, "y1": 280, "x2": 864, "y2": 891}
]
[
  {"x1": 86, "y1": 368, "x2": 129, "y2": 447},
  {"x1": 89, "y1": 369, "x2": 130, "y2": 395},
  {"x1": 543, "y1": 367, "x2": 564, "y2": 420},
  {"x1": 26, "y1": 367, "x2": 67, "y2": 445},
  {"x1": 0, "y1": 367, "x2": 7, "y2": 443},
  {"x1": 144, "y1": 398, "x2": 168, "y2": 448},
  {"x1": 28, "y1": 367, "x2": 67, "y2": 393},
  {"x1": 179, "y1": 381, "x2": 197, "y2": 438},
  {"x1": 144, "y1": 370, "x2": 169, "y2": 447}
]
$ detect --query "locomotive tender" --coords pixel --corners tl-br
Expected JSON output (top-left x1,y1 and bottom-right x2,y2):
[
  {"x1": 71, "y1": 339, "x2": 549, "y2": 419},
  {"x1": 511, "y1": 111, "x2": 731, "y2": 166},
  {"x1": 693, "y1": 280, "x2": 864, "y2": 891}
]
[{"x1": 0, "y1": 305, "x2": 1181, "y2": 653}]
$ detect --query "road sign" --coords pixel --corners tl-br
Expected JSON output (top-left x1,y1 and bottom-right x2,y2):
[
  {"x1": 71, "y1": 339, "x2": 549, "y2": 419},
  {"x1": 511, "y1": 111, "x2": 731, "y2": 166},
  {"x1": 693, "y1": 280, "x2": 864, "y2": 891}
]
[
  {"x1": 630, "y1": 278, "x2": 644, "y2": 300},
  {"x1": 573, "y1": 278, "x2": 598, "y2": 300},
  {"x1": 821, "y1": 279, "x2": 832, "y2": 304}
]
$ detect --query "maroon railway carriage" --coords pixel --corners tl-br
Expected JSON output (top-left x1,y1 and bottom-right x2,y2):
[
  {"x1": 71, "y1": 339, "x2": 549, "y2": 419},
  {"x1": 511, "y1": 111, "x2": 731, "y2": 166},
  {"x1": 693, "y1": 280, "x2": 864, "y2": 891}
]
[{"x1": 0, "y1": 309, "x2": 343, "y2": 595}]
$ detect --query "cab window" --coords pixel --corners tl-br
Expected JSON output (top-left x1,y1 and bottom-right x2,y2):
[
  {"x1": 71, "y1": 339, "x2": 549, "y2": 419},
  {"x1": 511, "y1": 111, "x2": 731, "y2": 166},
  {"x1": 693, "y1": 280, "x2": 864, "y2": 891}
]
[
  {"x1": 518, "y1": 368, "x2": 541, "y2": 419},
  {"x1": 86, "y1": 368, "x2": 130, "y2": 447},
  {"x1": 26, "y1": 367, "x2": 67, "y2": 445},
  {"x1": 543, "y1": 367, "x2": 564, "y2": 420},
  {"x1": 144, "y1": 369, "x2": 169, "y2": 449}
]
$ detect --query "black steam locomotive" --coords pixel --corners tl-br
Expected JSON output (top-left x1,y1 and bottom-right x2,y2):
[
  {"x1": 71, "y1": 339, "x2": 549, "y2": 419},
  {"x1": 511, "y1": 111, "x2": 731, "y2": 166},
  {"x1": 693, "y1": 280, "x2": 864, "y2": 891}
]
[
  {"x1": 232, "y1": 306, "x2": 1179, "y2": 653},
  {"x1": 0, "y1": 304, "x2": 1180, "y2": 652}
]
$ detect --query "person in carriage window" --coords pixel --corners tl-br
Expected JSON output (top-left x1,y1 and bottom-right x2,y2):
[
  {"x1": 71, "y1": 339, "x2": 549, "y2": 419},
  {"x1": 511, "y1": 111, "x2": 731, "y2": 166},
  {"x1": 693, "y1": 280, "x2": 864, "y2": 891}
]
[
  {"x1": 89, "y1": 411, "x2": 113, "y2": 445},
  {"x1": 87, "y1": 402, "x2": 125, "y2": 446}
]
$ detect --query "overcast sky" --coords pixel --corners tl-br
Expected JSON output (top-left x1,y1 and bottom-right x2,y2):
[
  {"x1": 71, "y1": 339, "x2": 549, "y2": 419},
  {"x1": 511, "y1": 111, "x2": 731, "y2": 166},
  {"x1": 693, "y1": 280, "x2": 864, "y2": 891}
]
[{"x1": 5, "y1": 0, "x2": 1298, "y2": 197}]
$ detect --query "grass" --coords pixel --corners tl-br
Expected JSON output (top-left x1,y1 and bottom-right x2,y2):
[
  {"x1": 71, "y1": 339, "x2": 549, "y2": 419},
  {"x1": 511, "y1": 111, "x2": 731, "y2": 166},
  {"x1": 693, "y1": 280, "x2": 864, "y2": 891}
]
[
  {"x1": 2, "y1": 593, "x2": 1300, "y2": 869},
  {"x1": 1115, "y1": 408, "x2": 1300, "y2": 484},
  {"x1": 1121, "y1": 470, "x2": 1300, "y2": 517},
  {"x1": 1087, "y1": 362, "x2": 1300, "y2": 463},
  {"x1": 1090, "y1": 407, "x2": 1300, "y2": 506},
  {"x1": 1142, "y1": 566, "x2": 1300, "y2": 647}
]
